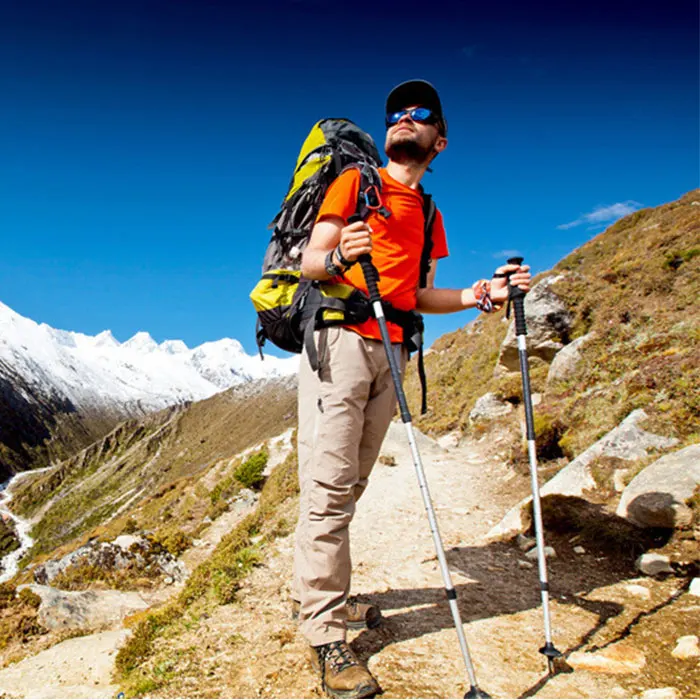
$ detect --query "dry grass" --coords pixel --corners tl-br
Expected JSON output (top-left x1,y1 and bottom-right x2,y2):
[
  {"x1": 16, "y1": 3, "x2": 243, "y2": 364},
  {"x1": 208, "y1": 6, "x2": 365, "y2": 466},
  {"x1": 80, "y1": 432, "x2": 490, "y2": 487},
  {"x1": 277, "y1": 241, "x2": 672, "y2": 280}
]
[
  {"x1": 406, "y1": 190, "x2": 700, "y2": 464},
  {"x1": 114, "y1": 447, "x2": 299, "y2": 694}
]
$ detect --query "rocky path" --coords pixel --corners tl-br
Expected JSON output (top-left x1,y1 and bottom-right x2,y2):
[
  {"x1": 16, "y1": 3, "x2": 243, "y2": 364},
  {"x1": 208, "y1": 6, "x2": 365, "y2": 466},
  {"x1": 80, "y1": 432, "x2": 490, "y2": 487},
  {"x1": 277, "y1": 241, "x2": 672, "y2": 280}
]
[
  {"x1": 1, "y1": 425, "x2": 697, "y2": 698},
  {"x1": 133, "y1": 424, "x2": 697, "y2": 698}
]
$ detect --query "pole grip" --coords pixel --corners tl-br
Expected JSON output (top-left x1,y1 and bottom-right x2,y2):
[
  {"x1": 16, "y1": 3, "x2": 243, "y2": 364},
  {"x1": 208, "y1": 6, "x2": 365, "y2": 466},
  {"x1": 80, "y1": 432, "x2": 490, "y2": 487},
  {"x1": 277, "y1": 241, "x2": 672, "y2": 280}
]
[
  {"x1": 507, "y1": 256, "x2": 528, "y2": 337},
  {"x1": 358, "y1": 254, "x2": 381, "y2": 304}
]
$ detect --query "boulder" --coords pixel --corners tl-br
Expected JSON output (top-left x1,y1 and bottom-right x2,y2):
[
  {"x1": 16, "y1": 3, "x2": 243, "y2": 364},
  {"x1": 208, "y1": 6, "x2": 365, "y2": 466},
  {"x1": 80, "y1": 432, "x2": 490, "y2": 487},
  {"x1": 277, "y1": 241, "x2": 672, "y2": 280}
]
[
  {"x1": 469, "y1": 393, "x2": 513, "y2": 423},
  {"x1": 617, "y1": 444, "x2": 700, "y2": 529},
  {"x1": 546, "y1": 332, "x2": 595, "y2": 384},
  {"x1": 487, "y1": 410, "x2": 678, "y2": 540},
  {"x1": 636, "y1": 553, "x2": 673, "y2": 576},
  {"x1": 496, "y1": 275, "x2": 572, "y2": 373},
  {"x1": 23, "y1": 584, "x2": 151, "y2": 631}
]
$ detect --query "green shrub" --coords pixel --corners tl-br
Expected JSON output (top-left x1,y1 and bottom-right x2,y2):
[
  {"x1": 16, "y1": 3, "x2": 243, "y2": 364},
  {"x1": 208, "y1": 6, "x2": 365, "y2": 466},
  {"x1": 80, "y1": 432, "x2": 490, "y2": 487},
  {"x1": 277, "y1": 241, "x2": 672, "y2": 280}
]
[
  {"x1": 234, "y1": 451, "x2": 268, "y2": 490},
  {"x1": 0, "y1": 582, "x2": 16, "y2": 609},
  {"x1": 150, "y1": 528, "x2": 192, "y2": 557},
  {"x1": 17, "y1": 588, "x2": 42, "y2": 609}
]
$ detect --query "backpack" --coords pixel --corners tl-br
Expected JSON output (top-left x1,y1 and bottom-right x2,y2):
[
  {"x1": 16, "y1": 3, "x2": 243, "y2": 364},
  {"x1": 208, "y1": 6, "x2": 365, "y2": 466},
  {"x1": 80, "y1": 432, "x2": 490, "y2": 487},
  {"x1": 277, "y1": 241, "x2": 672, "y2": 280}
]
[{"x1": 249, "y1": 118, "x2": 436, "y2": 411}]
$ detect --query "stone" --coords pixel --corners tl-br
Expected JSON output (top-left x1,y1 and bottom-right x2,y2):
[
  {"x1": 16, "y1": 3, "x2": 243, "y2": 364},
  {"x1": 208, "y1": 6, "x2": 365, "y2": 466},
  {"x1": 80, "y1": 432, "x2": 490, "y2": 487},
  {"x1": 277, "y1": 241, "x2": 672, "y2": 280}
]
[
  {"x1": 636, "y1": 553, "x2": 673, "y2": 576},
  {"x1": 469, "y1": 393, "x2": 513, "y2": 423},
  {"x1": 24, "y1": 584, "x2": 150, "y2": 631},
  {"x1": 573, "y1": 546, "x2": 586, "y2": 554},
  {"x1": 640, "y1": 689, "x2": 679, "y2": 699},
  {"x1": 671, "y1": 635, "x2": 700, "y2": 659},
  {"x1": 567, "y1": 643, "x2": 646, "y2": 674},
  {"x1": 487, "y1": 410, "x2": 678, "y2": 540},
  {"x1": 437, "y1": 431, "x2": 462, "y2": 449},
  {"x1": 526, "y1": 546, "x2": 556, "y2": 560},
  {"x1": 617, "y1": 444, "x2": 700, "y2": 529},
  {"x1": 546, "y1": 332, "x2": 595, "y2": 384},
  {"x1": 33, "y1": 536, "x2": 187, "y2": 586},
  {"x1": 689, "y1": 578, "x2": 700, "y2": 597},
  {"x1": 624, "y1": 584, "x2": 651, "y2": 600},
  {"x1": 518, "y1": 560, "x2": 534, "y2": 569},
  {"x1": 112, "y1": 535, "x2": 141, "y2": 551},
  {"x1": 497, "y1": 275, "x2": 573, "y2": 373},
  {"x1": 516, "y1": 534, "x2": 535, "y2": 552}
]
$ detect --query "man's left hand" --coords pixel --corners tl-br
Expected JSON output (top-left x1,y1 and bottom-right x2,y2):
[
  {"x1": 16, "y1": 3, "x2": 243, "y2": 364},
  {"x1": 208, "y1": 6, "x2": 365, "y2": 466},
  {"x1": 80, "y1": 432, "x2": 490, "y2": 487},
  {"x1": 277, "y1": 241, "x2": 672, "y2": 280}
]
[{"x1": 490, "y1": 264, "x2": 531, "y2": 305}]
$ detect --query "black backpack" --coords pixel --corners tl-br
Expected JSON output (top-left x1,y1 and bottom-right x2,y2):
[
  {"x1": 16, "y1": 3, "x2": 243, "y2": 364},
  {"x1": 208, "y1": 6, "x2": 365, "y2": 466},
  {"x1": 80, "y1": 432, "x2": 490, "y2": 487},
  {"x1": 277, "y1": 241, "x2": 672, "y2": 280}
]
[{"x1": 249, "y1": 118, "x2": 436, "y2": 411}]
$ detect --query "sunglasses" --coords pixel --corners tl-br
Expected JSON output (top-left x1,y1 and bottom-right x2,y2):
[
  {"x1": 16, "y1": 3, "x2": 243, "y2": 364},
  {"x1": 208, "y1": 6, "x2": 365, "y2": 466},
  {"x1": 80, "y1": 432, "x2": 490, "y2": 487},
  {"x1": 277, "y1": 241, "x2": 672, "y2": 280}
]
[{"x1": 385, "y1": 106, "x2": 440, "y2": 129}]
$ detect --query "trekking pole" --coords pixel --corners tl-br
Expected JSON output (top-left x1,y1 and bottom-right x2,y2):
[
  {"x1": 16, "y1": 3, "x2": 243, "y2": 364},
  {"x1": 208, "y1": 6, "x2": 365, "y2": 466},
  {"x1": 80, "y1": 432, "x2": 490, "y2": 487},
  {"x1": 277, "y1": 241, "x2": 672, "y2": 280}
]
[
  {"x1": 505, "y1": 256, "x2": 562, "y2": 675},
  {"x1": 356, "y1": 247, "x2": 490, "y2": 699}
]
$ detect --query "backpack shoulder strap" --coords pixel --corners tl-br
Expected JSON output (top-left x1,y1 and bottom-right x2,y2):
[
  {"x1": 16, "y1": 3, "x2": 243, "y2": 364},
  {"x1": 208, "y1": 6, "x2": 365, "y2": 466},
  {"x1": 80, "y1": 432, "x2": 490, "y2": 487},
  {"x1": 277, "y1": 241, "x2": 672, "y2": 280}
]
[{"x1": 419, "y1": 194, "x2": 437, "y2": 288}]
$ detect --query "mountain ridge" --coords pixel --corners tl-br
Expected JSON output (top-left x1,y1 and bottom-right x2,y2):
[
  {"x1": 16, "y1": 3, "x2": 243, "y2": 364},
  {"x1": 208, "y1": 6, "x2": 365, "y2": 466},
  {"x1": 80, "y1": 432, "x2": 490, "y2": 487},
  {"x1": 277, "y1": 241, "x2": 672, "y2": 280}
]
[{"x1": 0, "y1": 301, "x2": 297, "y2": 481}]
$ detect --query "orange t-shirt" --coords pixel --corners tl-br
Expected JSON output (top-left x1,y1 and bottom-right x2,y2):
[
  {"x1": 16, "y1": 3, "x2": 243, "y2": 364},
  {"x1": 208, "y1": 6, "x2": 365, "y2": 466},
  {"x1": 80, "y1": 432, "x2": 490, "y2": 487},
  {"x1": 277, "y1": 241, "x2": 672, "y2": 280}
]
[{"x1": 316, "y1": 167, "x2": 449, "y2": 343}]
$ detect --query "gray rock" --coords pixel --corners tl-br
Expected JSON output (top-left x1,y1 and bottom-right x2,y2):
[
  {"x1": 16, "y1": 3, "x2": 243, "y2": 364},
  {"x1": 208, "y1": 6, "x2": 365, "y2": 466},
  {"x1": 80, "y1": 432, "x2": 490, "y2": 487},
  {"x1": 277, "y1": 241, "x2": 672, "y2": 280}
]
[
  {"x1": 573, "y1": 546, "x2": 586, "y2": 554},
  {"x1": 23, "y1": 584, "x2": 150, "y2": 631},
  {"x1": 112, "y1": 535, "x2": 141, "y2": 551},
  {"x1": 526, "y1": 546, "x2": 556, "y2": 560},
  {"x1": 469, "y1": 393, "x2": 513, "y2": 423},
  {"x1": 689, "y1": 578, "x2": 700, "y2": 597},
  {"x1": 488, "y1": 410, "x2": 678, "y2": 540},
  {"x1": 497, "y1": 276, "x2": 573, "y2": 373},
  {"x1": 516, "y1": 534, "x2": 536, "y2": 552},
  {"x1": 231, "y1": 488, "x2": 258, "y2": 513},
  {"x1": 617, "y1": 444, "x2": 700, "y2": 529},
  {"x1": 546, "y1": 332, "x2": 595, "y2": 384},
  {"x1": 636, "y1": 553, "x2": 673, "y2": 576},
  {"x1": 34, "y1": 535, "x2": 187, "y2": 585}
]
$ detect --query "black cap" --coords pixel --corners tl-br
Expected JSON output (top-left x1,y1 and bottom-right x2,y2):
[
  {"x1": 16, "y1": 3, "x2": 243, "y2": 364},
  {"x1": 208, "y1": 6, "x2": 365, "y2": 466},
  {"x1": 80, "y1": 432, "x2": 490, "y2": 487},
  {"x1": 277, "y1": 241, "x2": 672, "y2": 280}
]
[{"x1": 386, "y1": 79, "x2": 447, "y2": 135}]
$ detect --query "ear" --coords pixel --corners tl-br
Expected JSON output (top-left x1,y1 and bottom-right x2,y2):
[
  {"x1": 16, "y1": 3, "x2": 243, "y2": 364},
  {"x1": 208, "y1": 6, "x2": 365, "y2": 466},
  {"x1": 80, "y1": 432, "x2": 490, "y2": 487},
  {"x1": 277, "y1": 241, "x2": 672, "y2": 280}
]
[{"x1": 433, "y1": 135, "x2": 448, "y2": 154}]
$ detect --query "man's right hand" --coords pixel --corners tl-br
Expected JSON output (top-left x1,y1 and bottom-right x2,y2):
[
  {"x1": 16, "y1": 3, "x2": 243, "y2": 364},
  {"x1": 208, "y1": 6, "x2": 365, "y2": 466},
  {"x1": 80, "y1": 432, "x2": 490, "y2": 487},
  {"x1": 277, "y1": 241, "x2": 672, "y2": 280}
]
[{"x1": 338, "y1": 221, "x2": 373, "y2": 263}]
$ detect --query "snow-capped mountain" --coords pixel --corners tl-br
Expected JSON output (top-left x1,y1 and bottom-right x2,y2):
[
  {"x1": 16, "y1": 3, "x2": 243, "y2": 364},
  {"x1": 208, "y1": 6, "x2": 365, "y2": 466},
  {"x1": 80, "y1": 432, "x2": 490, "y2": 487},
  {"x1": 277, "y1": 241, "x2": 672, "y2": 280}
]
[{"x1": 0, "y1": 301, "x2": 298, "y2": 415}]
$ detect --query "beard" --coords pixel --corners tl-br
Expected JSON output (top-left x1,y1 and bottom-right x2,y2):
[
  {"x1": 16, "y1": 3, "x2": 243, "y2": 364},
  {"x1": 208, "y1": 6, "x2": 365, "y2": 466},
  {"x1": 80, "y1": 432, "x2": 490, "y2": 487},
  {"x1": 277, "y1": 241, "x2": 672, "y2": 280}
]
[{"x1": 385, "y1": 131, "x2": 437, "y2": 165}]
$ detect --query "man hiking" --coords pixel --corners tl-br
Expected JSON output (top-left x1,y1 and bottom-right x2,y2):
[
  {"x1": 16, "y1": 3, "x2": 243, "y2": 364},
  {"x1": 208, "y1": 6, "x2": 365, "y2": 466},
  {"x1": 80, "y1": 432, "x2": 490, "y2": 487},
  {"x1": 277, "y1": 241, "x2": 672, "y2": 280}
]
[{"x1": 293, "y1": 79, "x2": 532, "y2": 698}]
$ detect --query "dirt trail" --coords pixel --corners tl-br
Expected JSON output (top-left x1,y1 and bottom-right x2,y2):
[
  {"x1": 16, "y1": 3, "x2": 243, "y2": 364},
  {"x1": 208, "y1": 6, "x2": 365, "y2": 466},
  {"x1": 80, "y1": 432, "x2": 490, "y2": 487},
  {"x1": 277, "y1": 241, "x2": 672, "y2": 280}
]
[
  {"x1": 1, "y1": 424, "x2": 696, "y2": 699},
  {"x1": 137, "y1": 424, "x2": 696, "y2": 699}
]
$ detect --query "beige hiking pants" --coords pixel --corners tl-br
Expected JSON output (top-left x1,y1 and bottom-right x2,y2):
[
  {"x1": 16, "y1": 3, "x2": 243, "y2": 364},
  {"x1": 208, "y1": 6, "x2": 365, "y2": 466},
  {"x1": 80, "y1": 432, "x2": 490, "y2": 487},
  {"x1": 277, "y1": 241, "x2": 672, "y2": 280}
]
[{"x1": 293, "y1": 326, "x2": 406, "y2": 646}]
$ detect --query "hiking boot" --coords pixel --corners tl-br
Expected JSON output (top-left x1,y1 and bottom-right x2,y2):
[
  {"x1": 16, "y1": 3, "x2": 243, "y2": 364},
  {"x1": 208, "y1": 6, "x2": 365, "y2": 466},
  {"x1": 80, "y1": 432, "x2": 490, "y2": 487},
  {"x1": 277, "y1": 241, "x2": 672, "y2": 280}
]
[
  {"x1": 308, "y1": 640, "x2": 380, "y2": 699},
  {"x1": 291, "y1": 598, "x2": 382, "y2": 630}
]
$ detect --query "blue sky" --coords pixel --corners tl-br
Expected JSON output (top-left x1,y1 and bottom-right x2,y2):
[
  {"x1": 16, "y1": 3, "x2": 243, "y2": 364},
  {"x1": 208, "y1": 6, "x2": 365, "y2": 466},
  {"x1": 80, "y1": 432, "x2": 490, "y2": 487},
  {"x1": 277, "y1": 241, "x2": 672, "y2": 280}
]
[{"x1": 1, "y1": 0, "x2": 698, "y2": 356}]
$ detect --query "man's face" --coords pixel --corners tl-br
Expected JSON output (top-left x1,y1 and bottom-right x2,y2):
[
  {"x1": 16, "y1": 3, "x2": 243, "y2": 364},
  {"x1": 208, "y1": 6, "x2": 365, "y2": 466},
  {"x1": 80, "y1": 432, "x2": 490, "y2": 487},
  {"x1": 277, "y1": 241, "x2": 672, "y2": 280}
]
[{"x1": 384, "y1": 104, "x2": 447, "y2": 164}]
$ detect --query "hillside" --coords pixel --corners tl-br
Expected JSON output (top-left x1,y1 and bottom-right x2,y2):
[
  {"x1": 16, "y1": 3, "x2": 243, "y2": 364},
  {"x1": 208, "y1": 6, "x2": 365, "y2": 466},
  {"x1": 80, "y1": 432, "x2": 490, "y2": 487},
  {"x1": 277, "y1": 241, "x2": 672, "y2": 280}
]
[
  {"x1": 8, "y1": 377, "x2": 297, "y2": 562},
  {"x1": 407, "y1": 189, "x2": 699, "y2": 459},
  {"x1": 0, "y1": 301, "x2": 297, "y2": 482},
  {"x1": 0, "y1": 190, "x2": 697, "y2": 698}
]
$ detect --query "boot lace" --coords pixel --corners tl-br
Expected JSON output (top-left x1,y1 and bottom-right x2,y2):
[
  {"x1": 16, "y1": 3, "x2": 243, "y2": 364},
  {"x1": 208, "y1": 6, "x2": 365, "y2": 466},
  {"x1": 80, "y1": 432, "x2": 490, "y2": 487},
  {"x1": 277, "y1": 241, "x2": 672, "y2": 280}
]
[{"x1": 322, "y1": 641, "x2": 358, "y2": 674}]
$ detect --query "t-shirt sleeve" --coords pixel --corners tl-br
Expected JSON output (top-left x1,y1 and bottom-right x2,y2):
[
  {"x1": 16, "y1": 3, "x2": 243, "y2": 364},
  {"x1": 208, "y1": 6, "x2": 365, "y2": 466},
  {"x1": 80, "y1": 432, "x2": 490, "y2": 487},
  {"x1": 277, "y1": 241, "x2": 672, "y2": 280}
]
[
  {"x1": 431, "y1": 209, "x2": 449, "y2": 259},
  {"x1": 316, "y1": 169, "x2": 361, "y2": 224}
]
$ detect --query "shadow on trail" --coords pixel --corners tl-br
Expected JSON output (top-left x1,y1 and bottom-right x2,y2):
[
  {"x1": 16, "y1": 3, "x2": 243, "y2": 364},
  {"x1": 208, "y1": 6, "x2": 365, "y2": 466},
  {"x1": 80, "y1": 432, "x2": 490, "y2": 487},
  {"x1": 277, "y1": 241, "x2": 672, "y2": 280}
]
[{"x1": 351, "y1": 498, "x2": 674, "y2": 694}]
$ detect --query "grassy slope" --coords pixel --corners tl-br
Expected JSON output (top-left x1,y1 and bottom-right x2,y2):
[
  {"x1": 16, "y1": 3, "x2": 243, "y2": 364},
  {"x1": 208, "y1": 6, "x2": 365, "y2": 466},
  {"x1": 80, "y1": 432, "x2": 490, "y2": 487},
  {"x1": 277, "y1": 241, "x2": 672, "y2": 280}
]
[
  {"x1": 406, "y1": 190, "x2": 700, "y2": 458},
  {"x1": 11, "y1": 378, "x2": 297, "y2": 560}
]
